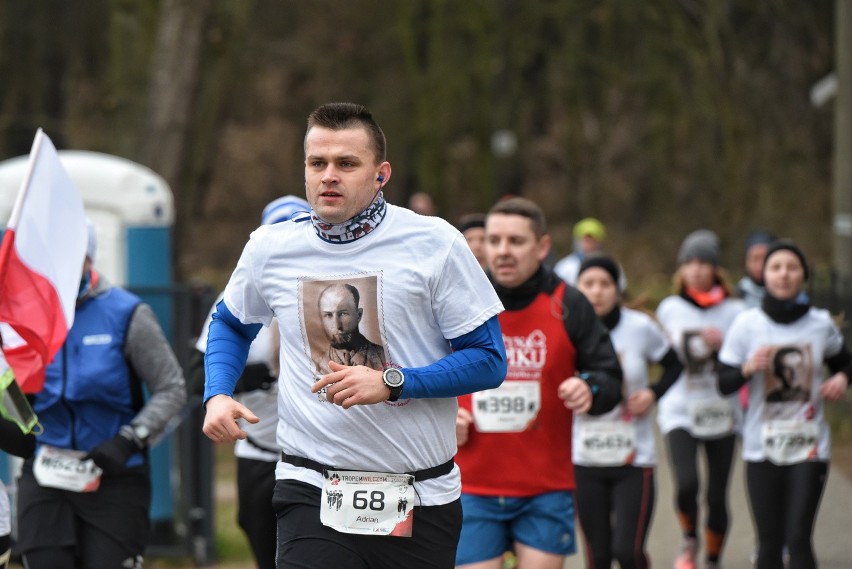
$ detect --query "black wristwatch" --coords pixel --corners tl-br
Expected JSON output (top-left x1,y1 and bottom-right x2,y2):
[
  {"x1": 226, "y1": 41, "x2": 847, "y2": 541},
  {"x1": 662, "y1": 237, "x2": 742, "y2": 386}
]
[
  {"x1": 382, "y1": 367, "x2": 405, "y2": 402},
  {"x1": 120, "y1": 424, "x2": 151, "y2": 450}
]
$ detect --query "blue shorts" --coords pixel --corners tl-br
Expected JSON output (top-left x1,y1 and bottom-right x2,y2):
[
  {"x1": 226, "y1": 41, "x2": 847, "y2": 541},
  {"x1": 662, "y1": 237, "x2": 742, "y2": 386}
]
[{"x1": 455, "y1": 491, "x2": 576, "y2": 565}]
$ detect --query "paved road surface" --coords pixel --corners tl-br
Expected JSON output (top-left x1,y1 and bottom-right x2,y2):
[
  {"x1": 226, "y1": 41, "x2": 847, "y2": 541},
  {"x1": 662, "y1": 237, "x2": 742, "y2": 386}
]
[{"x1": 564, "y1": 428, "x2": 852, "y2": 569}]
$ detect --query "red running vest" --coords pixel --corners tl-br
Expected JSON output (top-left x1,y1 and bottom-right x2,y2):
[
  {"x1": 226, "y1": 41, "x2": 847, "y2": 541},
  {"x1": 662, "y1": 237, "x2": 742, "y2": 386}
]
[{"x1": 456, "y1": 282, "x2": 578, "y2": 496}]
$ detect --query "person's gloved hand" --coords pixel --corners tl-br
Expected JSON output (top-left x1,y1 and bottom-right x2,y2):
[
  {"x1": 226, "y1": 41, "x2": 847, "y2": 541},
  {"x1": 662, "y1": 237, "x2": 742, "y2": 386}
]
[
  {"x1": 84, "y1": 433, "x2": 138, "y2": 475},
  {"x1": 0, "y1": 416, "x2": 36, "y2": 458}
]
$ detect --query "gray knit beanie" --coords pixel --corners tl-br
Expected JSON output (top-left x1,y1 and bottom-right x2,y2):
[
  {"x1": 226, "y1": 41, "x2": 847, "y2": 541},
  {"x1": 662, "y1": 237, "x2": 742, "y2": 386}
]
[{"x1": 677, "y1": 229, "x2": 720, "y2": 266}]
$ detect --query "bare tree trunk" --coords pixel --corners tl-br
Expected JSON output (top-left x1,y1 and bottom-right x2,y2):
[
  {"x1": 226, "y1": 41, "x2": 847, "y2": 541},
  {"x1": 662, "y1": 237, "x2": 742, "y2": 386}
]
[
  {"x1": 140, "y1": 0, "x2": 212, "y2": 187},
  {"x1": 834, "y1": 0, "x2": 852, "y2": 295}
]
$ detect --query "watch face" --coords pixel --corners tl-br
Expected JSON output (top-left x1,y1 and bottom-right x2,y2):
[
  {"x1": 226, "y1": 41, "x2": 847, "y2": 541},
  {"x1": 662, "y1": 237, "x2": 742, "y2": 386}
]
[
  {"x1": 384, "y1": 368, "x2": 404, "y2": 387},
  {"x1": 134, "y1": 425, "x2": 151, "y2": 441}
]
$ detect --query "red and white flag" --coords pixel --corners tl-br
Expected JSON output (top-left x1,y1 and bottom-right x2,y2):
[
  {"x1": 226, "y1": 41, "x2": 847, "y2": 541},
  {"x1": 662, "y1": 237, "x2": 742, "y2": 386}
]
[{"x1": 0, "y1": 129, "x2": 87, "y2": 393}]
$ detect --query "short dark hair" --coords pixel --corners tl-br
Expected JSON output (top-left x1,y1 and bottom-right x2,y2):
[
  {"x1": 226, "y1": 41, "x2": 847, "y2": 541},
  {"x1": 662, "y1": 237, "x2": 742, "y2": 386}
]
[
  {"x1": 306, "y1": 102, "x2": 387, "y2": 163},
  {"x1": 773, "y1": 346, "x2": 803, "y2": 383},
  {"x1": 457, "y1": 213, "x2": 486, "y2": 233},
  {"x1": 487, "y1": 197, "x2": 548, "y2": 238}
]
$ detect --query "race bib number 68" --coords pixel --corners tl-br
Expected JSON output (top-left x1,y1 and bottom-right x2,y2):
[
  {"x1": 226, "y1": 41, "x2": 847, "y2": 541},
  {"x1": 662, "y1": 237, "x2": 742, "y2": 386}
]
[{"x1": 320, "y1": 470, "x2": 416, "y2": 536}]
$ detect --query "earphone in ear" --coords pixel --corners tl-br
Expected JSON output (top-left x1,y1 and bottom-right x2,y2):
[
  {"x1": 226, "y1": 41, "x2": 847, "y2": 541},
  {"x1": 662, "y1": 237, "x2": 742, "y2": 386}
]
[{"x1": 377, "y1": 174, "x2": 385, "y2": 183}]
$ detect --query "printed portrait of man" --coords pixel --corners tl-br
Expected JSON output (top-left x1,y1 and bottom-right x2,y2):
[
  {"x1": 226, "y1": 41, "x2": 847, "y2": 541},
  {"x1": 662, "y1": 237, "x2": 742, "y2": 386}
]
[
  {"x1": 765, "y1": 344, "x2": 811, "y2": 404},
  {"x1": 302, "y1": 277, "x2": 387, "y2": 376},
  {"x1": 683, "y1": 330, "x2": 717, "y2": 377}
]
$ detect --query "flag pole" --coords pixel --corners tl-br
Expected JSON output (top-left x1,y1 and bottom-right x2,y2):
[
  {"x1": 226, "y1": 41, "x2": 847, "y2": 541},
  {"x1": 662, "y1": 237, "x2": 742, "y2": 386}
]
[
  {"x1": 0, "y1": 128, "x2": 45, "y2": 277},
  {"x1": 7, "y1": 128, "x2": 46, "y2": 230}
]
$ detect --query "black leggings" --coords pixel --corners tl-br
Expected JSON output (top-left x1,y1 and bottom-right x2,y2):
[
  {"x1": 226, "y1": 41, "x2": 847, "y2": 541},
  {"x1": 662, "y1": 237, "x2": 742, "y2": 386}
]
[
  {"x1": 666, "y1": 429, "x2": 736, "y2": 558},
  {"x1": 21, "y1": 547, "x2": 76, "y2": 569},
  {"x1": 273, "y1": 480, "x2": 462, "y2": 569},
  {"x1": 237, "y1": 457, "x2": 278, "y2": 569},
  {"x1": 574, "y1": 465, "x2": 655, "y2": 569},
  {"x1": 0, "y1": 534, "x2": 10, "y2": 569},
  {"x1": 746, "y1": 460, "x2": 827, "y2": 569}
]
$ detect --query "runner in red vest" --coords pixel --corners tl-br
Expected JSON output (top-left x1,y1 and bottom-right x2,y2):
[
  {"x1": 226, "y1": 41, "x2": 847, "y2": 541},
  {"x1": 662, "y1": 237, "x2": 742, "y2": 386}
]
[{"x1": 455, "y1": 197, "x2": 623, "y2": 569}]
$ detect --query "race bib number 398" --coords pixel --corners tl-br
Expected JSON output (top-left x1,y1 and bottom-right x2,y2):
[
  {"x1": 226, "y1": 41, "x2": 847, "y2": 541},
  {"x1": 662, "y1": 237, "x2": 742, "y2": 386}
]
[
  {"x1": 472, "y1": 381, "x2": 541, "y2": 432},
  {"x1": 320, "y1": 470, "x2": 416, "y2": 536}
]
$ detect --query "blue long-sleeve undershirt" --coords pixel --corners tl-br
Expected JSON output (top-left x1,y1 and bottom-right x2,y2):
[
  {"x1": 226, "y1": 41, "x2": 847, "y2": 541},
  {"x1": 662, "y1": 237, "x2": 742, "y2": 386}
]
[
  {"x1": 203, "y1": 300, "x2": 261, "y2": 405},
  {"x1": 202, "y1": 301, "x2": 506, "y2": 404},
  {"x1": 403, "y1": 315, "x2": 506, "y2": 398}
]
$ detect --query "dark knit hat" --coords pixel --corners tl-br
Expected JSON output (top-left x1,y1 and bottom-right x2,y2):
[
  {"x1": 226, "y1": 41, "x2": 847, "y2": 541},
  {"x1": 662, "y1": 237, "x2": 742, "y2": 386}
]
[
  {"x1": 577, "y1": 255, "x2": 622, "y2": 291},
  {"x1": 677, "y1": 229, "x2": 720, "y2": 266},
  {"x1": 763, "y1": 240, "x2": 809, "y2": 281},
  {"x1": 458, "y1": 213, "x2": 486, "y2": 234},
  {"x1": 744, "y1": 230, "x2": 776, "y2": 254}
]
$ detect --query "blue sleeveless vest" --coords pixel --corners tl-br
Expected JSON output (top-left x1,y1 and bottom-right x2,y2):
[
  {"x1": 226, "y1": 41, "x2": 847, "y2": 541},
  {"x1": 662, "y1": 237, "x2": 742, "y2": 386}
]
[{"x1": 35, "y1": 287, "x2": 144, "y2": 465}]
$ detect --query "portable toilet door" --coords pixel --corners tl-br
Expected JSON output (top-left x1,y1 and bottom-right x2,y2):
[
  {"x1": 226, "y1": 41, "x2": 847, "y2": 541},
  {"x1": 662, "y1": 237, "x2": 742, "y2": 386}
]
[{"x1": 0, "y1": 150, "x2": 178, "y2": 540}]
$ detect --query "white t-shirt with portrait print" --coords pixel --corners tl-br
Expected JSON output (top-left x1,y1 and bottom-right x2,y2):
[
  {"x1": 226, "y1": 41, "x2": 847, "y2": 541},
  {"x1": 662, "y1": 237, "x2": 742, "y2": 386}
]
[
  {"x1": 719, "y1": 306, "x2": 844, "y2": 463},
  {"x1": 573, "y1": 307, "x2": 671, "y2": 467},
  {"x1": 655, "y1": 295, "x2": 745, "y2": 438},
  {"x1": 223, "y1": 204, "x2": 503, "y2": 506}
]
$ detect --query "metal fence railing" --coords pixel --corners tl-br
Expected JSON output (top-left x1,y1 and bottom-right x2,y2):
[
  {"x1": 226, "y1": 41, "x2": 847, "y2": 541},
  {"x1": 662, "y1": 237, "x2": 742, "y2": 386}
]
[{"x1": 127, "y1": 282, "x2": 218, "y2": 566}]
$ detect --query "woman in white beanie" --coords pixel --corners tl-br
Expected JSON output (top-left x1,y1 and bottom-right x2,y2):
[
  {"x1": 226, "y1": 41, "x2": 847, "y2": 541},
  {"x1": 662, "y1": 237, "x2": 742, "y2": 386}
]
[{"x1": 655, "y1": 230, "x2": 745, "y2": 569}]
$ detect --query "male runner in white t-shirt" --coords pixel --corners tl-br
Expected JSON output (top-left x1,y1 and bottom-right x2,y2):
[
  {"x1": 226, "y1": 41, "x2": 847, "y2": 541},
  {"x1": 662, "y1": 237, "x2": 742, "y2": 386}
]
[{"x1": 202, "y1": 102, "x2": 507, "y2": 569}]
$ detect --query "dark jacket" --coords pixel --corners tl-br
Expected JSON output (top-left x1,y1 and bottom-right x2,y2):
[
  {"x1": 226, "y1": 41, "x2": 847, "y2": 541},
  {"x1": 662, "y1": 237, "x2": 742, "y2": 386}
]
[{"x1": 490, "y1": 266, "x2": 623, "y2": 415}]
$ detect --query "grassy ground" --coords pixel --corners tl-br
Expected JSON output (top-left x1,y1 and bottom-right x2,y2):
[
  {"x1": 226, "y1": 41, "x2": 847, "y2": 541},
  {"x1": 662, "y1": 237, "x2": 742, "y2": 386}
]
[{"x1": 145, "y1": 442, "x2": 254, "y2": 569}]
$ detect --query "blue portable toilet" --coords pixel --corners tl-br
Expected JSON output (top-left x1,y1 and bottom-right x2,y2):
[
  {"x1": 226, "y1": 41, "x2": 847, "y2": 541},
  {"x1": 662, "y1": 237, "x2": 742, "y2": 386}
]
[{"x1": 0, "y1": 150, "x2": 178, "y2": 535}]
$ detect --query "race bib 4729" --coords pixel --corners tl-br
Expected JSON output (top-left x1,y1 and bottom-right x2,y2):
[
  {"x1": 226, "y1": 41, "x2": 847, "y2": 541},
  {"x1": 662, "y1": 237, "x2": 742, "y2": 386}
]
[{"x1": 761, "y1": 420, "x2": 819, "y2": 465}]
